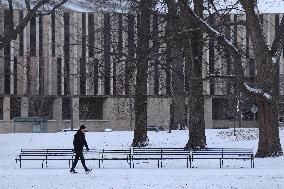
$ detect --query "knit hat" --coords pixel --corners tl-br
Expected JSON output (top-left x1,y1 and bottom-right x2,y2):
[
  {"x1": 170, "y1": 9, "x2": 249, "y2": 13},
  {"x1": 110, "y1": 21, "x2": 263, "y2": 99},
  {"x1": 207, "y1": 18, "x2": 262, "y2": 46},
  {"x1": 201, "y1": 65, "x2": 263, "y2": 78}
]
[{"x1": 80, "y1": 125, "x2": 87, "y2": 130}]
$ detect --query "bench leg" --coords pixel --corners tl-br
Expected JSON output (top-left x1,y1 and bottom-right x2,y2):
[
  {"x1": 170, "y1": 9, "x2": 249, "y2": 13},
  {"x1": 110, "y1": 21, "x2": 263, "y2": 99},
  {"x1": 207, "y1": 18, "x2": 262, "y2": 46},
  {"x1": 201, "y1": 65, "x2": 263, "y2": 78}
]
[
  {"x1": 219, "y1": 159, "x2": 222, "y2": 168},
  {"x1": 158, "y1": 159, "x2": 159, "y2": 168},
  {"x1": 42, "y1": 161, "x2": 44, "y2": 169},
  {"x1": 161, "y1": 160, "x2": 163, "y2": 168},
  {"x1": 19, "y1": 155, "x2": 22, "y2": 168},
  {"x1": 99, "y1": 160, "x2": 101, "y2": 168},
  {"x1": 187, "y1": 156, "x2": 189, "y2": 168},
  {"x1": 251, "y1": 158, "x2": 255, "y2": 168}
]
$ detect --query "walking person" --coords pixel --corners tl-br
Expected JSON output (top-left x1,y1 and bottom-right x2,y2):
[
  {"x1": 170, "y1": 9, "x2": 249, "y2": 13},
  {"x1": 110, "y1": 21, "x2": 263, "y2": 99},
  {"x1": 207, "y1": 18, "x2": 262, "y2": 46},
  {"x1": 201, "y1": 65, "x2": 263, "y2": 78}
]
[{"x1": 70, "y1": 125, "x2": 92, "y2": 173}]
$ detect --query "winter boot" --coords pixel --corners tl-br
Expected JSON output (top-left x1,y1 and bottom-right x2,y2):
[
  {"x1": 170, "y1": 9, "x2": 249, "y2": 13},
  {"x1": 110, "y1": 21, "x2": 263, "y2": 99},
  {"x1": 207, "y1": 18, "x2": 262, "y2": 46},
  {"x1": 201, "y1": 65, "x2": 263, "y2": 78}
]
[{"x1": 70, "y1": 169, "x2": 77, "y2": 174}]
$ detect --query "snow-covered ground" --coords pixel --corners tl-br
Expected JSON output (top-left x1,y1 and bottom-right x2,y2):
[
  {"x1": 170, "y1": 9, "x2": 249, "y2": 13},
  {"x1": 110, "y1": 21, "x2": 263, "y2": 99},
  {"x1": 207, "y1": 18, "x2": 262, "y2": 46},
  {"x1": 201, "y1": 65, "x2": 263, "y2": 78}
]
[{"x1": 0, "y1": 128, "x2": 284, "y2": 189}]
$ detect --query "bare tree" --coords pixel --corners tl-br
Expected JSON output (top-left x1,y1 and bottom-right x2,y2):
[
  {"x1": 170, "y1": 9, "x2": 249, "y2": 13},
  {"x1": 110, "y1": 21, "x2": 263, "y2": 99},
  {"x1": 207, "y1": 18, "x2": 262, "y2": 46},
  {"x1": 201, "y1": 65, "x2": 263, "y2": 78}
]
[
  {"x1": 164, "y1": 0, "x2": 186, "y2": 131},
  {"x1": 132, "y1": 0, "x2": 154, "y2": 147},
  {"x1": 176, "y1": 0, "x2": 283, "y2": 157},
  {"x1": 184, "y1": 0, "x2": 206, "y2": 148},
  {"x1": 0, "y1": 0, "x2": 69, "y2": 51}
]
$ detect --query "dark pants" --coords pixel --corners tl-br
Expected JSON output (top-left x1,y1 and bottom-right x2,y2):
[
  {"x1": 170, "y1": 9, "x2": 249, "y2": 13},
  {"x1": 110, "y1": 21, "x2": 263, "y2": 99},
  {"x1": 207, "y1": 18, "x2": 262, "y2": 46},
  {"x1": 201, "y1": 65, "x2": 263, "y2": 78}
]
[{"x1": 71, "y1": 151, "x2": 88, "y2": 170}]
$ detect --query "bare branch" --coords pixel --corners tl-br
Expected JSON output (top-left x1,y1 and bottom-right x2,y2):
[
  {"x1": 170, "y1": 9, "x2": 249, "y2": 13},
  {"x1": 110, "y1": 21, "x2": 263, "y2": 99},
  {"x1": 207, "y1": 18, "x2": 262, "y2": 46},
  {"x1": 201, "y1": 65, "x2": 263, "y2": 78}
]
[
  {"x1": 271, "y1": 16, "x2": 284, "y2": 63},
  {"x1": 24, "y1": 0, "x2": 31, "y2": 11}
]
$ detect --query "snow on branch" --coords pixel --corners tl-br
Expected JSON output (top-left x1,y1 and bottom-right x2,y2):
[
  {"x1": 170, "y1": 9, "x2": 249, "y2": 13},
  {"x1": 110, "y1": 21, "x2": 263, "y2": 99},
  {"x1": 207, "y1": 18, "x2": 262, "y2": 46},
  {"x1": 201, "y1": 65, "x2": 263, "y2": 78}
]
[
  {"x1": 244, "y1": 83, "x2": 272, "y2": 100},
  {"x1": 179, "y1": 1, "x2": 239, "y2": 55}
]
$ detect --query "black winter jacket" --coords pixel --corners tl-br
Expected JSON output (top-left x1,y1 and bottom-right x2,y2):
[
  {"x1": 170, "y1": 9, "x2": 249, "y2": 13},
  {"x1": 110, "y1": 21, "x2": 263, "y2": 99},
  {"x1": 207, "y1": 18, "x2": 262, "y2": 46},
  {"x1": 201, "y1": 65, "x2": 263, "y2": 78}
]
[{"x1": 73, "y1": 130, "x2": 89, "y2": 152}]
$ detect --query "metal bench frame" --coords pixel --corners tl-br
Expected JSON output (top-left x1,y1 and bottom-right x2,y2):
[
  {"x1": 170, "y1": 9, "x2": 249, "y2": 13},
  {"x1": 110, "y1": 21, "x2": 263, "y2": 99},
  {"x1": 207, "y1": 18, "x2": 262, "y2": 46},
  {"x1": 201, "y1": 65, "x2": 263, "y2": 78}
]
[{"x1": 15, "y1": 147, "x2": 254, "y2": 169}]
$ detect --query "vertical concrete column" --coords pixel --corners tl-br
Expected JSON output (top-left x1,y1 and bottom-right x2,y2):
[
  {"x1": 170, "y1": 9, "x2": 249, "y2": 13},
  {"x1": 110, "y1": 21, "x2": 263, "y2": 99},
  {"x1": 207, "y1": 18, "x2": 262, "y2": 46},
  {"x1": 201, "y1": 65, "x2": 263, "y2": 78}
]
[
  {"x1": 204, "y1": 97, "x2": 213, "y2": 129},
  {"x1": 21, "y1": 97, "x2": 29, "y2": 117},
  {"x1": 202, "y1": 33, "x2": 210, "y2": 96},
  {"x1": 110, "y1": 13, "x2": 117, "y2": 96},
  {"x1": 42, "y1": 15, "x2": 52, "y2": 94},
  {"x1": 129, "y1": 16, "x2": 138, "y2": 95},
  {"x1": 22, "y1": 10, "x2": 30, "y2": 95},
  {"x1": 96, "y1": 13, "x2": 104, "y2": 95},
  {"x1": 53, "y1": 97, "x2": 62, "y2": 121},
  {"x1": 158, "y1": 16, "x2": 166, "y2": 95},
  {"x1": 52, "y1": 13, "x2": 64, "y2": 95},
  {"x1": 115, "y1": 14, "x2": 128, "y2": 95},
  {"x1": 103, "y1": 98, "x2": 112, "y2": 121},
  {"x1": 72, "y1": 12, "x2": 81, "y2": 96},
  {"x1": 72, "y1": 97, "x2": 80, "y2": 128},
  {"x1": 237, "y1": 14, "x2": 246, "y2": 75},
  {"x1": 86, "y1": 14, "x2": 93, "y2": 96},
  {"x1": 3, "y1": 97, "x2": 10, "y2": 121},
  {"x1": 147, "y1": 15, "x2": 154, "y2": 96}
]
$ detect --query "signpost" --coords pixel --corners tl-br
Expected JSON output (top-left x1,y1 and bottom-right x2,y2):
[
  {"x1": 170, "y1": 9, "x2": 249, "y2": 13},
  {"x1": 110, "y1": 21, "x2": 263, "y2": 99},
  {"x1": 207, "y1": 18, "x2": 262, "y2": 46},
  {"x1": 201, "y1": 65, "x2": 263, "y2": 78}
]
[{"x1": 251, "y1": 105, "x2": 258, "y2": 122}]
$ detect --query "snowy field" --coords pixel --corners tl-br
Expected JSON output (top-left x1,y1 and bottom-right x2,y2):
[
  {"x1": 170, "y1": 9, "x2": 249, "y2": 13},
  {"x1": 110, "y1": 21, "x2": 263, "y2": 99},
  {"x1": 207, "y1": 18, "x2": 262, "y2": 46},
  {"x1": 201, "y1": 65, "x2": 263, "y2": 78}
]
[{"x1": 0, "y1": 128, "x2": 284, "y2": 189}]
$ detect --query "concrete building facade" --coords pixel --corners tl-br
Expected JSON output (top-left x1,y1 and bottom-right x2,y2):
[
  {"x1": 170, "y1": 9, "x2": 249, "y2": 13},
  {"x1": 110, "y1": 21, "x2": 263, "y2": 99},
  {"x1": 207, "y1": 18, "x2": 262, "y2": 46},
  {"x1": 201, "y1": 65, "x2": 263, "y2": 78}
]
[{"x1": 0, "y1": 9, "x2": 283, "y2": 133}]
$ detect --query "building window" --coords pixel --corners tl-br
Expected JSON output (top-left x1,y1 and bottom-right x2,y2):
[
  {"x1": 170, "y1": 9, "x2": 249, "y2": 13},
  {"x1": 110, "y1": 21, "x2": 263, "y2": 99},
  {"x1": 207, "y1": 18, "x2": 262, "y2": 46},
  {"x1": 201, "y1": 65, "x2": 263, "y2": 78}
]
[
  {"x1": 241, "y1": 99, "x2": 255, "y2": 121},
  {"x1": 51, "y1": 12, "x2": 56, "y2": 57},
  {"x1": 14, "y1": 57, "x2": 17, "y2": 94},
  {"x1": 30, "y1": 16, "x2": 37, "y2": 56},
  {"x1": 39, "y1": 15, "x2": 44, "y2": 95},
  {"x1": 4, "y1": 56, "x2": 10, "y2": 94},
  {"x1": 104, "y1": 13, "x2": 111, "y2": 95},
  {"x1": 4, "y1": 10, "x2": 11, "y2": 95},
  {"x1": 209, "y1": 15, "x2": 215, "y2": 96},
  {"x1": 0, "y1": 98, "x2": 3, "y2": 120},
  {"x1": 79, "y1": 97, "x2": 103, "y2": 120},
  {"x1": 19, "y1": 11, "x2": 24, "y2": 56},
  {"x1": 10, "y1": 97, "x2": 21, "y2": 120},
  {"x1": 62, "y1": 97, "x2": 71, "y2": 120},
  {"x1": 88, "y1": 13, "x2": 95, "y2": 57},
  {"x1": 64, "y1": 13, "x2": 70, "y2": 95},
  {"x1": 80, "y1": 58, "x2": 86, "y2": 95},
  {"x1": 57, "y1": 58, "x2": 62, "y2": 95},
  {"x1": 249, "y1": 58, "x2": 255, "y2": 76},
  {"x1": 212, "y1": 98, "x2": 235, "y2": 120},
  {"x1": 82, "y1": 13, "x2": 86, "y2": 58},
  {"x1": 28, "y1": 97, "x2": 53, "y2": 119},
  {"x1": 93, "y1": 58, "x2": 99, "y2": 95}
]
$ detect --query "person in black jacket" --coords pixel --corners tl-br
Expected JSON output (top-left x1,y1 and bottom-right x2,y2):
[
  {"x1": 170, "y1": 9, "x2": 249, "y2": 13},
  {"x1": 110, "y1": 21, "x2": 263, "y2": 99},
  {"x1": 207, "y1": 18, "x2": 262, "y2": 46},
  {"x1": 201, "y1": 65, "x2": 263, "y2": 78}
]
[{"x1": 70, "y1": 125, "x2": 91, "y2": 173}]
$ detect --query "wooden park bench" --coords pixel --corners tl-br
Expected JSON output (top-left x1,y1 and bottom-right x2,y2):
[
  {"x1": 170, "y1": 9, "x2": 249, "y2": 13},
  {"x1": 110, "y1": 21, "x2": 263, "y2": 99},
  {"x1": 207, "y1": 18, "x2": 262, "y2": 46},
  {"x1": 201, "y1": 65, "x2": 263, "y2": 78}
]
[{"x1": 15, "y1": 147, "x2": 254, "y2": 169}]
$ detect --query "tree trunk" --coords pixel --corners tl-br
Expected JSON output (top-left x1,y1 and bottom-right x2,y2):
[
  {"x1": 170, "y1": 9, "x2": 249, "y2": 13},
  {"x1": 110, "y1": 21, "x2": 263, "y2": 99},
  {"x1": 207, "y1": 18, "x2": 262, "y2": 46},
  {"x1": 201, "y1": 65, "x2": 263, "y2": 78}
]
[
  {"x1": 256, "y1": 99, "x2": 282, "y2": 157},
  {"x1": 165, "y1": 0, "x2": 186, "y2": 130},
  {"x1": 132, "y1": 0, "x2": 152, "y2": 147},
  {"x1": 239, "y1": 0, "x2": 283, "y2": 157},
  {"x1": 182, "y1": 0, "x2": 206, "y2": 148},
  {"x1": 186, "y1": 80, "x2": 206, "y2": 148},
  {"x1": 254, "y1": 52, "x2": 282, "y2": 157}
]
